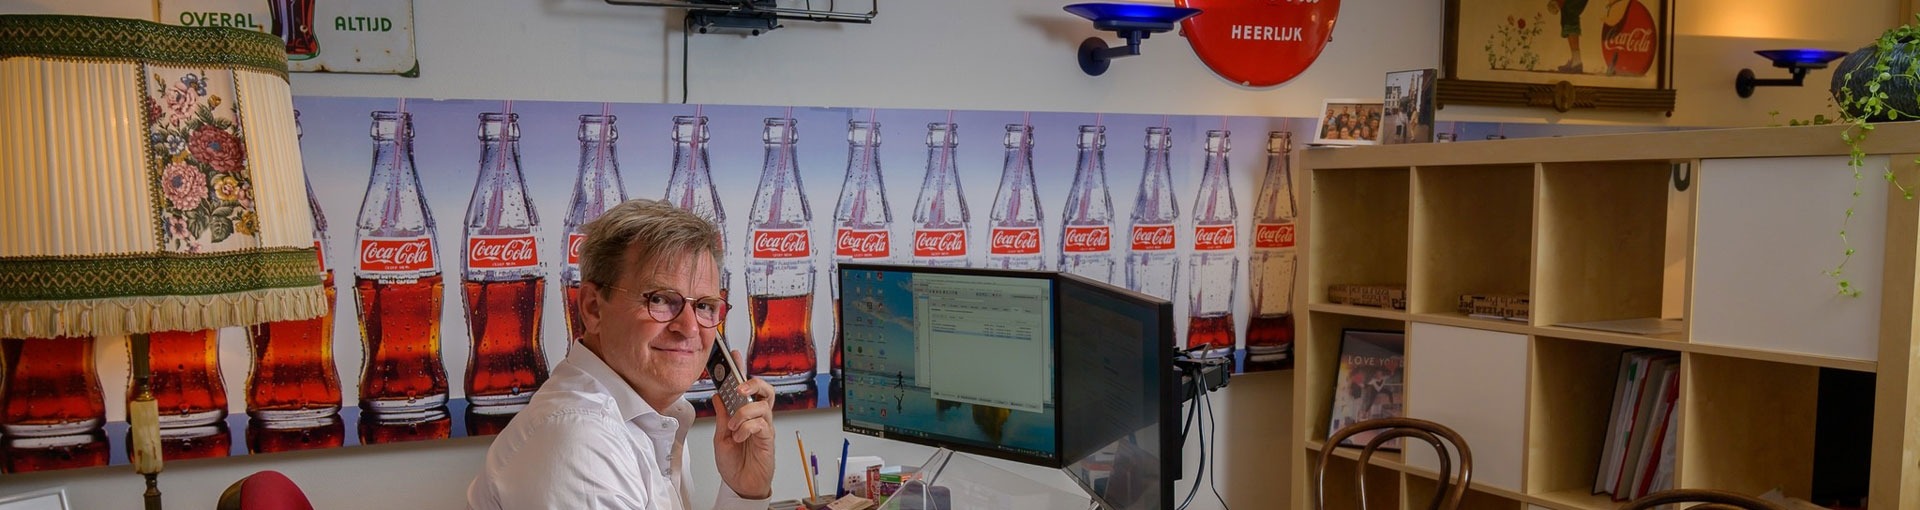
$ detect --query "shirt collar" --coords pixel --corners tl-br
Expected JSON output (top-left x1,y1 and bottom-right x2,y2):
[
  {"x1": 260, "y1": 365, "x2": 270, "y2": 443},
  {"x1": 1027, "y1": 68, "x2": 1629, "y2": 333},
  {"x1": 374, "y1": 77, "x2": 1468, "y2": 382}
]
[{"x1": 568, "y1": 340, "x2": 698, "y2": 427}]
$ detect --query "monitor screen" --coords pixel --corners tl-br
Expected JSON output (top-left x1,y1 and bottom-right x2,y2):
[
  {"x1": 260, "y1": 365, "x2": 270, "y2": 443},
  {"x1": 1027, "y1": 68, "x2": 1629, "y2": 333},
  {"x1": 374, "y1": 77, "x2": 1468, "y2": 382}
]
[
  {"x1": 838, "y1": 263, "x2": 1060, "y2": 467},
  {"x1": 1056, "y1": 273, "x2": 1177, "y2": 510}
]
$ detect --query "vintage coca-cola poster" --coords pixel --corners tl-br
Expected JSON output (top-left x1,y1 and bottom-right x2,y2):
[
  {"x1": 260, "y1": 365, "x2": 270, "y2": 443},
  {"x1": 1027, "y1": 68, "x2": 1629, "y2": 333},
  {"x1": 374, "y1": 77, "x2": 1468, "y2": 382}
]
[
  {"x1": 1440, "y1": 0, "x2": 1671, "y2": 112},
  {"x1": 0, "y1": 98, "x2": 1312, "y2": 473}
]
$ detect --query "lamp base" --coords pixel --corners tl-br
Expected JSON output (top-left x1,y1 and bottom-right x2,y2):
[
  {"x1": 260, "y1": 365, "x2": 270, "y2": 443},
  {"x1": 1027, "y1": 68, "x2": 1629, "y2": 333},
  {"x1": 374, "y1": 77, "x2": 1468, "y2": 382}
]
[
  {"x1": 1079, "y1": 37, "x2": 1112, "y2": 76},
  {"x1": 1736, "y1": 68, "x2": 1757, "y2": 98}
]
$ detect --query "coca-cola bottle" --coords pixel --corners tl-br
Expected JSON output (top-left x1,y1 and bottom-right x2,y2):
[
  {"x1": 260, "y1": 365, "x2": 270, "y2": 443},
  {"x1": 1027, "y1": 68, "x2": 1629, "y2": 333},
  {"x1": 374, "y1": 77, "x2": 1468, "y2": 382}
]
[
  {"x1": 912, "y1": 122, "x2": 971, "y2": 267},
  {"x1": 563, "y1": 114, "x2": 629, "y2": 346},
  {"x1": 831, "y1": 120, "x2": 893, "y2": 379},
  {"x1": 663, "y1": 115, "x2": 731, "y2": 395},
  {"x1": 1187, "y1": 130, "x2": 1238, "y2": 358},
  {"x1": 354, "y1": 110, "x2": 449, "y2": 415},
  {"x1": 145, "y1": 330, "x2": 227, "y2": 427},
  {"x1": 745, "y1": 117, "x2": 817, "y2": 389},
  {"x1": 462, "y1": 112, "x2": 549, "y2": 413},
  {"x1": 0, "y1": 337, "x2": 105, "y2": 438},
  {"x1": 1246, "y1": 132, "x2": 1298, "y2": 371},
  {"x1": 1127, "y1": 127, "x2": 1180, "y2": 301},
  {"x1": 1059, "y1": 125, "x2": 1116, "y2": 283},
  {"x1": 247, "y1": 109, "x2": 342, "y2": 422},
  {"x1": 988, "y1": 124, "x2": 1044, "y2": 270}
]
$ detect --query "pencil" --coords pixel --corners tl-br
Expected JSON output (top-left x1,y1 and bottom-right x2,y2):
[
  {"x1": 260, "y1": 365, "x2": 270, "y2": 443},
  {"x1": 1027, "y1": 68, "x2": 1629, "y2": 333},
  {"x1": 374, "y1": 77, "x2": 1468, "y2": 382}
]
[{"x1": 797, "y1": 431, "x2": 817, "y2": 499}]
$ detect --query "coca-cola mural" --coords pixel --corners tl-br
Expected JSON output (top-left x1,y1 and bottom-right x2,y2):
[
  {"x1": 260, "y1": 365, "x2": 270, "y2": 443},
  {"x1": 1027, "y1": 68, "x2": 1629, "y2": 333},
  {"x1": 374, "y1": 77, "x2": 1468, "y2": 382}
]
[{"x1": 0, "y1": 98, "x2": 1309, "y2": 472}]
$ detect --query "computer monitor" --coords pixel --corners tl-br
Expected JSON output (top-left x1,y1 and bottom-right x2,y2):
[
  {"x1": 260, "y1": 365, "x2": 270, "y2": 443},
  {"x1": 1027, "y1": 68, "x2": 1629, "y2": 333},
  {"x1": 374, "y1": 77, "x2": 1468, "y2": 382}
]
[
  {"x1": 838, "y1": 263, "x2": 1061, "y2": 467},
  {"x1": 1055, "y1": 272, "x2": 1178, "y2": 510}
]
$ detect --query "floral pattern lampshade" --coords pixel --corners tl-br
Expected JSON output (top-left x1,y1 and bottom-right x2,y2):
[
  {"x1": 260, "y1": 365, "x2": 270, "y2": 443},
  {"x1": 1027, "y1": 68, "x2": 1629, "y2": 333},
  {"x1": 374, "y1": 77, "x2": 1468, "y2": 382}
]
[{"x1": 0, "y1": 14, "x2": 326, "y2": 339}]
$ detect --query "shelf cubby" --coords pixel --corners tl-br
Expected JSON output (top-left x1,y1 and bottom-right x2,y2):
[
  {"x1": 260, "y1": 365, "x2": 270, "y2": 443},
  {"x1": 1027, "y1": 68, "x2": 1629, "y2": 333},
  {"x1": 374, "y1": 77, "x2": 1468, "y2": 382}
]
[
  {"x1": 1303, "y1": 311, "x2": 1407, "y2": 444},
  {"x1": 1533, "y1": 161, "x2": 1677, "y2": 329},
  {"x1": 1409, "y1": 164, "x2": 1534, "y2": 318},
  {"x1": 1309, "y1": 454, "x2": 1403, "y2": 510},
  {"x1": 1526, "y1": 336, "x2": 1677, "y2": 498},
  {"x1": 1681, "y1": 353, "x2": 1819, "y2": 499},
  {"x1": 1308, "y1": 167, "x2": 1410, "y2": 306},
  {"x1": 1406, "y1": 471, "x2": 1525, "y2": 510}
]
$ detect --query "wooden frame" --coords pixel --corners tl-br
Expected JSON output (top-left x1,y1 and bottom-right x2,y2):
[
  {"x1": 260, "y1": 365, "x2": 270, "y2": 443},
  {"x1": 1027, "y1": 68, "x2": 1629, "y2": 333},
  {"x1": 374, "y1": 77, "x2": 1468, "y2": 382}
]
[{"x1": 1438, "y1": 0, "x2": 1676, "y2": 114}]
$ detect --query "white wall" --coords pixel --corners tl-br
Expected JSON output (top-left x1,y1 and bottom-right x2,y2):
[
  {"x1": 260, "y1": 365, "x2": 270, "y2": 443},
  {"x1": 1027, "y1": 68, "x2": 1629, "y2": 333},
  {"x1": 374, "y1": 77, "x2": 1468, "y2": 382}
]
[{"x1": 0, "y1": 0, "x2": 1895, "y2": 507}]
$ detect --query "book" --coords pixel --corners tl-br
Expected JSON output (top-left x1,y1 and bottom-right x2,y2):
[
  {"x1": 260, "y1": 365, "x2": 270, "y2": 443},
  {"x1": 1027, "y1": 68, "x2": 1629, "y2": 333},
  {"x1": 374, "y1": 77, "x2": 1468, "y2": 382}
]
[
  {"x1": 1327, "y1": 328, "x2": 1406, "y2": 450},
  {"x1": 1328, "y1": 284, "x2": 1407, "y2": 310}
]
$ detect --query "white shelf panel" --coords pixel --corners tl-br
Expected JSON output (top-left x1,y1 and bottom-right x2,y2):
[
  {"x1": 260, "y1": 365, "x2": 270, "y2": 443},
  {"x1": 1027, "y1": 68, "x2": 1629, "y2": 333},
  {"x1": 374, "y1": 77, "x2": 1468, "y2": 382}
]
[{"x1": 1691, "y1": 156, "x2": 1887, "y2": 363}]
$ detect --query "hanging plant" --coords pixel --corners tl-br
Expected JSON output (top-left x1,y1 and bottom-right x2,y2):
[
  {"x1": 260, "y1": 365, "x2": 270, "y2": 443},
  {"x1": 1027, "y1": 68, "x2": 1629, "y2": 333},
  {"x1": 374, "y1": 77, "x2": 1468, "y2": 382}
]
[{"x1": 1827, "y1": 17, "x2": 1920, "y2": 296}]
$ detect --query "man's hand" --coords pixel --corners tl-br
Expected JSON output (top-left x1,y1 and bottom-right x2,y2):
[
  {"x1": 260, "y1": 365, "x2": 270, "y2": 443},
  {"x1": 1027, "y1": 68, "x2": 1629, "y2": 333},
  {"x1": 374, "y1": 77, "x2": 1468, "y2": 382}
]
[{"x1": 713, "y1": 350, "x2": 776, "y2": 500}]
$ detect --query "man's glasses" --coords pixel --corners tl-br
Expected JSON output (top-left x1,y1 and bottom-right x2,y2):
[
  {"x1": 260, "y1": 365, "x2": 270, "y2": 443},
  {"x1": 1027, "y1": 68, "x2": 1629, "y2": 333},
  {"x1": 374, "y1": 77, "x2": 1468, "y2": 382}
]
[{"x1": 605, "y1": 285, "x2": 729, "y2": 329}]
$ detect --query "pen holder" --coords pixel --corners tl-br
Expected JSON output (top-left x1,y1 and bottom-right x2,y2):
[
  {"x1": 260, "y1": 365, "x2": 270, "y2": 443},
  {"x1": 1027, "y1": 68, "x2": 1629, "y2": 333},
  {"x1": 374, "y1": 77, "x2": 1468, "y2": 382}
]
[{"x1": 802, "y1": 495, "x2": 838, "y2": 509}]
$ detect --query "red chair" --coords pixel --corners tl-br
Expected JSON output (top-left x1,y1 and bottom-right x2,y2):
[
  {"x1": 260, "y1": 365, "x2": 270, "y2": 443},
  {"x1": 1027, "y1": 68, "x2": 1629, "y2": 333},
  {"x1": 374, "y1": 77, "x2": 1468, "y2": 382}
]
[{"x1": 216, "y1": 471, "x2": 314, "y2": 510}]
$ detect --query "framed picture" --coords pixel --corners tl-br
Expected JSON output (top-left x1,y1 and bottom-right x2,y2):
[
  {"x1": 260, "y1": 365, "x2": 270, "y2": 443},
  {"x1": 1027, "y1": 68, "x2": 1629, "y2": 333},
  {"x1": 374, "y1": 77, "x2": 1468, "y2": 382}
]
[
  {"x1": 1313, "y1": 99, "x2": 1384, "y2": 146},
  {"x1": 1438, "y1": 0, "x2": 1674, "y2": 113},
  {"x1": 0, "y1": 487, "x2": 68, "y2": 510},
  {"x1": 1383, "y1": 69, "x2": 1437, "y2": 145},
  {"x1": 1327, "y1": 328, "x2": 1406, "y2": 450}
]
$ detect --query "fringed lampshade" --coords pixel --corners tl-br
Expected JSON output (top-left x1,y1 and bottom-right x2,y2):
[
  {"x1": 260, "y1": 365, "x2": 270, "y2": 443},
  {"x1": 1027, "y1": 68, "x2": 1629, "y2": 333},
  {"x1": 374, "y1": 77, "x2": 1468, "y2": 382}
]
[{"x1": 0, "y1": 14, "x2": 325, "y2": 509}]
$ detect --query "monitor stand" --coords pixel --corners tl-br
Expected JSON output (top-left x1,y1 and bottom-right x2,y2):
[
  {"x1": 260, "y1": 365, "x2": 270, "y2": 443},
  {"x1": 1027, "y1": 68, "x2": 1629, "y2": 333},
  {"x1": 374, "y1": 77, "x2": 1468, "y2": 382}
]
[{"x1": 877, "y1": 448, "x2": 1090, "y2": 510}]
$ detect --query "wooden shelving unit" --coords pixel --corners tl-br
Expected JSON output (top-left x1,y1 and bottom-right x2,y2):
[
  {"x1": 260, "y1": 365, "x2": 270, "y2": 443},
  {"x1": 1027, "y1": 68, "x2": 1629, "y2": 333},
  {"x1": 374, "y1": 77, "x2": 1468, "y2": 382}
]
[{"x1": 1289, "y1": 123, "x2": 1920, "y2": 510}]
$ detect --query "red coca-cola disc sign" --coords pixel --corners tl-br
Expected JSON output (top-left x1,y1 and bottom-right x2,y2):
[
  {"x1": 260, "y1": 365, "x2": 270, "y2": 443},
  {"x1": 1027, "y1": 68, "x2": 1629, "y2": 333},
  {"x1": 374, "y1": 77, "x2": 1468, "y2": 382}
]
[
  {"x1": 1601, "y1": 0, "x2": 1657, "y2": 77},
  {"x1": 1176, "y1": 0, "x2": 1342, "y2": 87}
]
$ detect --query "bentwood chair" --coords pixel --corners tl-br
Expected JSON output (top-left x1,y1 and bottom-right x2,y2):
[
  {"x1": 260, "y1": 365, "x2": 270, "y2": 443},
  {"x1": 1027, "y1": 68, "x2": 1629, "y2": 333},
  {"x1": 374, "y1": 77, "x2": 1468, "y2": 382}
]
[{"x1": 1315, "y1": 417, "x2": 1472, "y2": 510}]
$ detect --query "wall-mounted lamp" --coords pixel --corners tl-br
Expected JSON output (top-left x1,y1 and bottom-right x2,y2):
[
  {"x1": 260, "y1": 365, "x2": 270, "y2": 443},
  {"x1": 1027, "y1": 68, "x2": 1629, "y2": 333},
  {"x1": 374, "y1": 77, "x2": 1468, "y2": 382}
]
[
  {"x1": 1736, "y1": 49, "x2": 1850, "y2": 98},
  {"x1": 1065, "y1": 2, "x2": 1202, "y2": 76}
]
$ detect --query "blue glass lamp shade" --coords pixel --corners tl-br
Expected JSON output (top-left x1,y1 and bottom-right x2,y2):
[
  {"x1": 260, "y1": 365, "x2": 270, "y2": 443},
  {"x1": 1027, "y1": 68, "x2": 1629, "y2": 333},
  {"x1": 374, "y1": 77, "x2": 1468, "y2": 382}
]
[
  {"x1": 1064, "y1": 3, "x2": 1202, "y2": 32},
  {"x1": 1754, "y1": 49, "x2": 1850, "y2": 69}
]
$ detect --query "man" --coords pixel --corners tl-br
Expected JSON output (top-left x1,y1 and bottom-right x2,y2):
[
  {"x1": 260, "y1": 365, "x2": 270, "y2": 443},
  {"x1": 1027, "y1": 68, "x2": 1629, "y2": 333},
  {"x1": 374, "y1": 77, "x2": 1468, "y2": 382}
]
[{"x1": 469, "y1": 199, "x2": 776, "y2": 509}]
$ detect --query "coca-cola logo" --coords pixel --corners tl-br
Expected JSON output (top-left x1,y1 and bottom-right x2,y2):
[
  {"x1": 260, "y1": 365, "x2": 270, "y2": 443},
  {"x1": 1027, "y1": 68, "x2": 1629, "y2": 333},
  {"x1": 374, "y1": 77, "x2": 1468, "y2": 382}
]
[
  {"x1": 751, "y1": 229, "x2": 811, "y2": 259},
  {"x1": 1193, "y1": 225, "x2": 1236, "y2": 251},
  {"x1": 468, "y1": 235, "x2": 539, "y2": 269},
  {"x1": 836, "y1": 229, "x2": 891, "y2": 259},
  {"x1": 1603, "y1": 27, "x2": 1653, "y2": 53},
  {"x1": 359, "y1": 237, "x2": 435, "y2": 273},
  {"x1": 1254, "y1": 223, "x2": 1295, "y2": 249},
  {"x1": 566, "y1": 233, "x2": 584, "y2": 267},
  {"x1": 1062, "y1": 226, "x2": 1110, "y2": 253},
  {"x1": 913, "y1": 229, "x2": 967, "y2": 258},
  {"x1": 989, "y1": 227, "x2": 1041, "y2": 255},
  {"x1": 1131, "y1": 224, "x2": 1176, "y2": 251}
]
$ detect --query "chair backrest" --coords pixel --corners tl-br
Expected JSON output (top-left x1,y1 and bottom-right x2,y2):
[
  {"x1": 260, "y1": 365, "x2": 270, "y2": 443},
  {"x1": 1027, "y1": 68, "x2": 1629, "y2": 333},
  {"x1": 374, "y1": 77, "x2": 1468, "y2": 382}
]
[
  {"x1": 216, "y1": 470, "x2": 314, "y2": 510},
  {"x1": 1621, "y1": 489, "x2": 1787, "y2": 510},
  {"x1": 1315, "y1": 417, "x2": 1472, "y2": 510}
]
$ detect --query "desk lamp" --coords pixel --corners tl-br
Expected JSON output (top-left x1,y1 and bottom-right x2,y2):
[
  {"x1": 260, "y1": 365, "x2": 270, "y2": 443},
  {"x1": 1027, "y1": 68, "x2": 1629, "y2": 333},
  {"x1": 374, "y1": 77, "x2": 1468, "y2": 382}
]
[
  {"x1": 1736, "y1": 49, "x2": 1850, "y2": 97},
  {"x1": 1064, "y1": 2, "x2": 1202, "y2": 76},
  {"x1": 0, "y1": 15, "x2": 325, "y2": 510}
]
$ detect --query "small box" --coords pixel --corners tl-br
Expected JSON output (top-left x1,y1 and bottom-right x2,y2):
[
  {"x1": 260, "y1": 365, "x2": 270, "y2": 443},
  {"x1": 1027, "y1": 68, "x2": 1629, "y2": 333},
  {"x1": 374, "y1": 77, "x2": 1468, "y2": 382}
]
[
  {"x1": 1328, "y1": 284, "x2": 1407, "y2": 310},
  {"x1": 1457, "y1": 293, "x2": 1529, "y2": 321}
]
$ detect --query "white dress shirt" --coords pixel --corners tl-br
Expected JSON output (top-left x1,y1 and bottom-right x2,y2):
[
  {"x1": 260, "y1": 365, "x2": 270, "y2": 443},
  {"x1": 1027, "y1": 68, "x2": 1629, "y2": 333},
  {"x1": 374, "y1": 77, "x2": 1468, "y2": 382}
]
[{"x1": 467, "y1": 342, "x2": 770, "y2": 510}]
